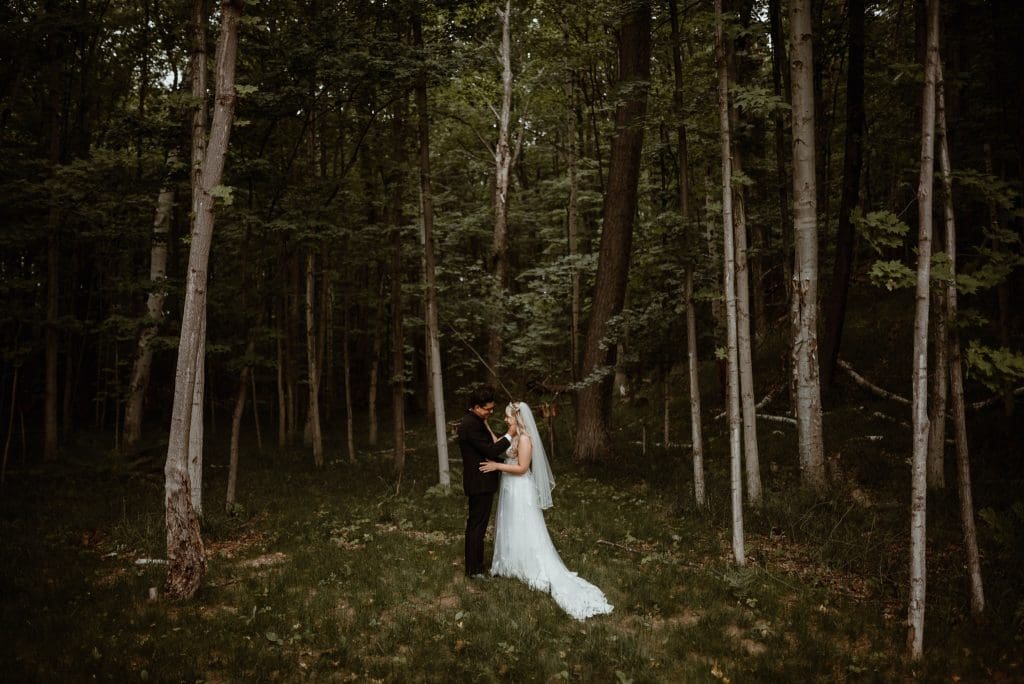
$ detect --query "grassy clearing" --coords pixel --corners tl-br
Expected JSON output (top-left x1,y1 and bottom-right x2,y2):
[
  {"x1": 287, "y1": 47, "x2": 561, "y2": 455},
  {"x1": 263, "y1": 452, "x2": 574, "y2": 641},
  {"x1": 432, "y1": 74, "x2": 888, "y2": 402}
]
[{"x1": 1, "y1": 398, "x2": 1021, "y2": 684}]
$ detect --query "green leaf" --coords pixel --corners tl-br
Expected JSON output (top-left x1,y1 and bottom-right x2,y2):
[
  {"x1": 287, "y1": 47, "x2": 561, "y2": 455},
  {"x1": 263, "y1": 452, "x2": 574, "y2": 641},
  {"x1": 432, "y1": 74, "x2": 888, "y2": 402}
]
[
  {"x1": 854, "y1": 210, "x2": 910, "y2": 253},
  {"x1": 868, "y1": 260, "x2": 916, "y2": 291},
  {"x1": 209, "y1": 185, "x2": 234, "y2": 206}
]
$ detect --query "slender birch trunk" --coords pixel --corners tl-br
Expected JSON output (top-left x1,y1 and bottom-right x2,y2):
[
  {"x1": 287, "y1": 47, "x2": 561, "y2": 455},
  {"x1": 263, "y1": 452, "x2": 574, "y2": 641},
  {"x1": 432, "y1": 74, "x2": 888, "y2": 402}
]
[
  {"x1": 907, "y1": 0, "x2": 939, "y2": 659},
  {"x1": 731, "y1": 151, "x2": 763, "y2": 506},
  {"x1": 716, "y1": 0, "x2": 745, "y2": 566},
  {"x1": 488, "y1": 0, "x2": 514, "y2": 384},
  {"x1": 684, "y1": 270, "x2": 706, "y2": 508},
  {"x1": 164, "y1": 0, "x2": 241, "y2": 600},
  {"x1": 937, "y1": 58, "x2": 984, "y2": 616},
  {"x1": 788, "y1": 0, "x2": 826, "y2": 493},
  {"x1": 306, "y1": 250, "x2": 323, "y2": 467},
  {"x1": 251, "y1": 368, "x2": 262, "y2": 452},
  {"x1": 669, "y1": 0, "x2": 705, "y2": 508},
  {"x1": 124, "y1": 151, "x2": 175, "y2": 453},
  {"x1": 413, "y1": 13, "x2": 450, "y2": 488},
  {"x1": 927, "y1": 237, "x2": 948, "y2": 490},
  {"x1": 226, "y1": 339, "x2": 253, "y2": 512}
]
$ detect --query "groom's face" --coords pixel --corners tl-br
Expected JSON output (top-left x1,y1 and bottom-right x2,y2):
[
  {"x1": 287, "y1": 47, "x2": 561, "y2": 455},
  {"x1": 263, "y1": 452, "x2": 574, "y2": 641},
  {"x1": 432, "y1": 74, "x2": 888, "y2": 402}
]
[{"x1": 472, "y1": 402, "x2": 495, "y2": 419}]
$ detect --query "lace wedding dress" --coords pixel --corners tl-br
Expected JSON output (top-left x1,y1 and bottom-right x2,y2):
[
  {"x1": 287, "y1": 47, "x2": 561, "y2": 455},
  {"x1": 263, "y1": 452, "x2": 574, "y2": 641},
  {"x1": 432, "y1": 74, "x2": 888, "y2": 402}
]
[{"x1": 490, "y1": 404, "x2": 613, "y2": 621}]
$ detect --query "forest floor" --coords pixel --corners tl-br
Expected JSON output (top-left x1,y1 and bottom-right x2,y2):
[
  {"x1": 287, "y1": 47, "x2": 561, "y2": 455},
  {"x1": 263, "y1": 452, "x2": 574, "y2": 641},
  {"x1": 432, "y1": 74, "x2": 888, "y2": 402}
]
[{"x1": 1, "y1": 388, "x2": 1022, "y2": 683}]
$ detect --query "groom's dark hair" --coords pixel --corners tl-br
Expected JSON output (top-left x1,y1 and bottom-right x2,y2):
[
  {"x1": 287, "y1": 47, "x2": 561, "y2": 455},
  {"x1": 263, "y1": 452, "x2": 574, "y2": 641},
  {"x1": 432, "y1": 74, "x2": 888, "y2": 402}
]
[{"x1": 468, "y1": 385, "x2": 497, "y2": 409}]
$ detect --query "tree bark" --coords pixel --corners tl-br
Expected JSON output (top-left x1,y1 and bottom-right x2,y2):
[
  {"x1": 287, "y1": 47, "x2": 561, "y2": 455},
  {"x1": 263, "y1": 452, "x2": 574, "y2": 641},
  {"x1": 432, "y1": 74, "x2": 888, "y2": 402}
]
[
  {"x1": 717, "y1": 0, "x2": 746, "y2": 566},
  {"x1": 937, "y1": 57, "x2": 984, "y2": 617},
  {"x1": 927, "y1": 233, "x2": 948, "y2": 490},
  {"x1": 388, "y1": 104, "x2": 408, "y2": 477},
  {"x1": 413, "y1": 13, "x2": 450, "y2": 488},
  {"x1": 668, "y1": 0, "x2": 705, "y2": 509},
  {"x1": 342, "y1": 303, "x2": 356, "y2": 463},
  {"x1": 368, "y1": 273, "x2": 383, "y2": 447},
  {"x1": 164, "y1": 0, "x2": 241, "y2": 601},
  {"x1": 789, "y1": 0, "x2": 827, "y2": 493},
  {"x1": 124, "y1": 152, "x2": 176, "y2": 453},
  {"x1": 770, "y1": 0, "x2": 793, "y2": 302},
  {"x1": 907, "y1": 0, "x2": 939, "y2": 659},
  {"x1": 821, "y1": 0, "x2": 866, "y2": 388},
  {"x1": 226, "y1": 339, "x2": 254, "y2": 512},
  {"x1": 305, "y1": 250, "x2": 323, "y2": 467},
  {"x1": 573, "y1": 2, "x2": 651, "y2": 462},
  {"x1": 488, "y1": 0, "x2": 514, "y2": 385}
]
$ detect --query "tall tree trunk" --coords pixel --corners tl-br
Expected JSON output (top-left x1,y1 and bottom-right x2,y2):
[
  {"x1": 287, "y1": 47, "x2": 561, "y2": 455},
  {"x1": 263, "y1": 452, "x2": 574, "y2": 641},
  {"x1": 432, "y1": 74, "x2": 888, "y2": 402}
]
[
  {"x1": 937, "y1": 57, "x2": 984, "y2": 617},
  {"x1": 368, "y1": 273, "x2": 383, "y2": 447},
  {"x1": 669, "y1": 0, "x2": 705, "y2": 508},
  {"x1": 276, "y1": 318, "x2": 286, "y2": 450},
  {"x1": 907, "y1": 0, "x2": 939, "y2": 659},
  {"x1": 927, "y1": 234, "x2": 948, "y2": 490},
  {"x1": 789, "y1": 0, "x2": 827, "y2": 493},
  {"x1": 573, "y1": 2, "x2": 651, "y2": 462},
  {"x1": 225, "y1": 339, "x2": 254, "y2": 511},
  {"x1": 185, "y1": 0, "x2": 209, "y2": 518},
  {"x1": 124, "y1": 152, "x2": 176, "y2": 453},
  {"x1": 770, "y1": 0, "x2": 793, "y2": 302},
  {"x1": 388, "y1": 104, "x2": 408, "y2": 477},
  {"x1": 305, "y1": 250, "x2": 323, "y2": 467},
  {"x1": 716, "y1": 0, "x2": 746, "y2": 566},
  {"x1": 413, "y1": 14, "x2": 450, "y2": 488},
  {"x1": 488, "y1": 0, "x2": 514, "y2": 384},
  {"x1": 821, "y1": 0, "x2": 866, "y2": 387},
  {"x1": 164, "y1": 0, "x2": 241, "y2": 600}
]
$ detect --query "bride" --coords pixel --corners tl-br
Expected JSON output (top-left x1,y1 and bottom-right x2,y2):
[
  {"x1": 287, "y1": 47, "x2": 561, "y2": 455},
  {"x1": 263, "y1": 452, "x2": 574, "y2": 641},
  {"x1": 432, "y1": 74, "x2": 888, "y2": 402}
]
[{"x1": 479, "y1": 402, "x2": 613, "y2": 621}]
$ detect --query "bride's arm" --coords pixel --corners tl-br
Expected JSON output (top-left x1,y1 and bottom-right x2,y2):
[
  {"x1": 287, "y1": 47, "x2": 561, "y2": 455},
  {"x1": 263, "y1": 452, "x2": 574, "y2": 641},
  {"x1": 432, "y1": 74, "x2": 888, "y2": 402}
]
[{"x1": 479, "y1": 435, "x2": 532, "y2": 475}]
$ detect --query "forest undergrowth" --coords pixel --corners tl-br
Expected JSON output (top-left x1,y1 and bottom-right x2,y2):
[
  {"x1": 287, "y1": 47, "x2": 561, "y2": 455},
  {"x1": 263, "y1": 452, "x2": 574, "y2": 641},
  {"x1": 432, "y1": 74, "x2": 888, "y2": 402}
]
[{"x1": 1, "y1": 383, "x2": 1021, "y2": 682}]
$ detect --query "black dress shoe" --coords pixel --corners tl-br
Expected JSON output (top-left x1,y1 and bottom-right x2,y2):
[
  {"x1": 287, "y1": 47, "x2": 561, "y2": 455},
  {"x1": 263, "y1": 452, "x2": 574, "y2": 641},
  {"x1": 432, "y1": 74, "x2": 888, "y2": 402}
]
[{"x1": 468, "y1": 573, "x2": 490, "y2": 581}]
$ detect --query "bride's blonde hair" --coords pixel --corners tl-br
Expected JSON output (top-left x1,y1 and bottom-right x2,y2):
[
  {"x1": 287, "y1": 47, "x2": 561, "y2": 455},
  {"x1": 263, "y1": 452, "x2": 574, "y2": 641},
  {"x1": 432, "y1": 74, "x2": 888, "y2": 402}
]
[{"x1": 505, "y1": 402, "x2": 529, "y2": 457}]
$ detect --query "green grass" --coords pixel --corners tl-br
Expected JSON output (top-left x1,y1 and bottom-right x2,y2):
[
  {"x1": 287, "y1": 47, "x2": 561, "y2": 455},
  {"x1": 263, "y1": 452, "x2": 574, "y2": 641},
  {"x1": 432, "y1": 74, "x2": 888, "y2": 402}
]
[{"x1": 1, "y1": 393, "x2": 1021, "y2": 682}]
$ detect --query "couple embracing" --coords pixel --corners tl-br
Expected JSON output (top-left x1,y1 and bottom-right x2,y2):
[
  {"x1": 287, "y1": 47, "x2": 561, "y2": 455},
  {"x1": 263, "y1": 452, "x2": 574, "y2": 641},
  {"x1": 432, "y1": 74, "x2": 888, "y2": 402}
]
[{"x1": 457, "y1": 386, "x2": 613, "y2": 621}]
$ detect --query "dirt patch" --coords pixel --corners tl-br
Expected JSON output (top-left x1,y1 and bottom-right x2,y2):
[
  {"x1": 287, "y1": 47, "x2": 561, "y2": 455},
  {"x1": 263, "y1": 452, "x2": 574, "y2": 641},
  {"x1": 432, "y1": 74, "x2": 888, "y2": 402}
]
[
  {"x1": 238, "y1": 551, "x2": 288, "y2": 568},
  {"x1": 726, "y1": 624, "x2": 767, "y2": 656}
]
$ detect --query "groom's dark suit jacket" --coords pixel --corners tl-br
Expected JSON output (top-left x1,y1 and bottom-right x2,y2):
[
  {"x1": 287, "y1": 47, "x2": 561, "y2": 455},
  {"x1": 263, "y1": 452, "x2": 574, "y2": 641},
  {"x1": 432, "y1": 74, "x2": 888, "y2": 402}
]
[{"x1": 458, "y1": 411, "x2": 511, "y2": 496}]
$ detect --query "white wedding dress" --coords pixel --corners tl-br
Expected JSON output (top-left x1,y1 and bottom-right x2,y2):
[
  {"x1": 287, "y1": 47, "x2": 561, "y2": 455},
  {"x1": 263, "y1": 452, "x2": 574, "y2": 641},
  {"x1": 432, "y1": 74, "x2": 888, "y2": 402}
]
[{"x1": 490, "y1": 404, "x2": 613, "y2": 621}]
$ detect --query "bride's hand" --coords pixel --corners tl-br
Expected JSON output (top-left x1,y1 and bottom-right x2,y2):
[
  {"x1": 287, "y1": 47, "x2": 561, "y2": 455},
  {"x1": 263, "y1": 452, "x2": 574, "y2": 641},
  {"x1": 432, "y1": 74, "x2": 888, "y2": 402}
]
[{"x1": 479, "y1": 461, "x2": 500, "y2": 473}]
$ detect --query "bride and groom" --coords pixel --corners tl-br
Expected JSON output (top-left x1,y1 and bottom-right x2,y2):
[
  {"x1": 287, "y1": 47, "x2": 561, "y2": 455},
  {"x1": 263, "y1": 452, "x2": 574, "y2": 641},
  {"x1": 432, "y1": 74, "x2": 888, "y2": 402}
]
[{"x1": 457, "y1": 386, "x2": 613, "y2": 621}]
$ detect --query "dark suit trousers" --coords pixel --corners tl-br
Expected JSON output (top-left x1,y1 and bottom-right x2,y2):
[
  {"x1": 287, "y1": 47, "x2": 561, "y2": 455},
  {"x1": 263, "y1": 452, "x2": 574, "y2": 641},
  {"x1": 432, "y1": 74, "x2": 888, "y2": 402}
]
[{"x1": 465, "y1": 492, "x2": 495, "y2": 575}]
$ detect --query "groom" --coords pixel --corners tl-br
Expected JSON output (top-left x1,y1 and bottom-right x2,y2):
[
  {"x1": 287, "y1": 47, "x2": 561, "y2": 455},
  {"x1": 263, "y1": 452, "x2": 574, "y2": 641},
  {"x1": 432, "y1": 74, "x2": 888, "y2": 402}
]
[{"x1": 458, "y1": 386, "x2": 516, "y2": 579}]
